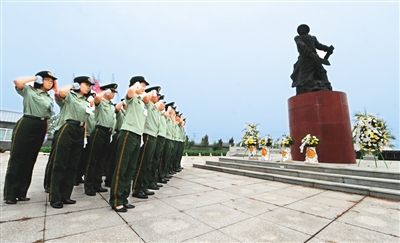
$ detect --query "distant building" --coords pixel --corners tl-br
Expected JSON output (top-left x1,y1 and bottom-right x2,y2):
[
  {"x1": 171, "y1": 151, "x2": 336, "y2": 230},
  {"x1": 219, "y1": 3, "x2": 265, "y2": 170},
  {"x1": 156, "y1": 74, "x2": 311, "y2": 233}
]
[{"x1": 0, "y1": 110, "x2": 23, "y2": 150}]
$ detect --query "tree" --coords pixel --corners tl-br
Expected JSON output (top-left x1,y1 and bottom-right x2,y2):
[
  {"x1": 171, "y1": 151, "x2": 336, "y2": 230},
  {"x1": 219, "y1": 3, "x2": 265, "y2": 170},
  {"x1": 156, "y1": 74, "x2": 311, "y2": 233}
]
[
  {"x1": 201, "y1": 134, "x2": 209, "y2": 147},
  {"x1": 229, "y1": 137, "x2": 234, "y2": 146},
  {"x1": 212, "y1": 138, "x2": 223, "y2": 151},
  {"x1": 184, "y1": 135, "x2": 195, "y2": 149}
]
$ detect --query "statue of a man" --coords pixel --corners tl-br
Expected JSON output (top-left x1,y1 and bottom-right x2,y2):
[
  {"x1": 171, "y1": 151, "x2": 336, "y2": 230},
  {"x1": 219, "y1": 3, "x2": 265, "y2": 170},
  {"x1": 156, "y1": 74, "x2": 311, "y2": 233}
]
[{"x1": 290, "y1": 24, "x2": 334, "y2": 95}]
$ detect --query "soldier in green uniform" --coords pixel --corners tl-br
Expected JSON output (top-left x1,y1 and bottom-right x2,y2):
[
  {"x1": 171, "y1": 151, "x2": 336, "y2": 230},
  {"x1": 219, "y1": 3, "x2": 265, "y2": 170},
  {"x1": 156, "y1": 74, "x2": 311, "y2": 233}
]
[
  {"x1": 75, "y1": 92, "x2": 96, "y2": 185},
  {"x1": 44, "y1": 83, "x2": 64, "y2": 193},
  {"x1": 158, "y1": 103, "x2": 175, "y2": 184},
  {"x1": 148, "y1": 97, "x2": 166, "y2": 190},
  {"x1": 84, "y1": 83, "x2": 117, "y2": 196},
  {"x1": 174, "y1": 113, "x2": 185, "y2": 172},
  {"x1": 131, "y1": 86, "x2": 161, "y2": 199},
  {"x1": 109, "y1": 76, "x2": 149, "y2": 213},
  {"x1": 167, "y1": 107, "x2": 180, "y2": 176},
  {"x1": 4, "y1": 71, "x2": 56, "y2": 204},
  {"x1": 105, "y1": 99, "x2": 126, "y2": 187},
  {"x1": 49, "y1": 76, "x2": 93, "y2": 209}
]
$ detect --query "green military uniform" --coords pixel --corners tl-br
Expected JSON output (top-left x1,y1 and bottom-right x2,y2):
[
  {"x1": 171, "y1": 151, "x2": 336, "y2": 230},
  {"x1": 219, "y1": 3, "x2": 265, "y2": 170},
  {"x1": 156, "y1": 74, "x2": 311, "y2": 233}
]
[
  {"x1": 169, "y1": 122, "x2": 180, "y2": 173},
  {"x1": 174, "y1": 124, "x2": 186, "y2": 171},
  {"x1": 159, "y1": 116, "x2": 175, "y2": 182},
  {"x1": 109, "y1": 93, "x2": 146, "y2": 208},
  {"x1": 151, "y1": 110, "x2": 167, "y2": 188},
  {"x1": 85, "y1": 98, "x2": 115, "y2": 195},
  {"x1": 75, "y1": 111, "x2": 96, "y2": 184},
  {"x1": 105, "y1": 108, "x2": 126, "y2": 187},
  {"x1": 44, "y1": 98, "x2": 65, "y2": 191},
  {"x1": 132, "y1": 100, "x2": 159, "y2": 196},
  {"x1": 4, "y1": 84, "x2": 53, "y2": 202},
  {"x1": 49, "y1": 89, "x2": 90, "y2": 205}
]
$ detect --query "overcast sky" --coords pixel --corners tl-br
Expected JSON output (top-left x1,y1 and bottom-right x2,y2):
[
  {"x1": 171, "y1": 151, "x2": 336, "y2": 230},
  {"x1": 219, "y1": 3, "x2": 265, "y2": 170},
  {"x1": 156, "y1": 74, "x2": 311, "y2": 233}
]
[{"x1": 1, "y1": 1, "x2": 399, "y2": 148}]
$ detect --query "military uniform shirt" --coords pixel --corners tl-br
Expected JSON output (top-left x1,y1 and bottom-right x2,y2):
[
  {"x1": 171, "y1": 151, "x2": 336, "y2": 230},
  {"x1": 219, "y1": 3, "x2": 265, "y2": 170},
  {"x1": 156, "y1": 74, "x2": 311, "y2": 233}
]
[
  {"x1": 165, "y1": 118, "x2": 174, "y2": 140},
  {"x1": 94, "y1": 99, "x2": 115, "y2": 128},
  {"x1": 179, "y1": 126, "x2": 185, "y2": 142},
  {"x1": 157, "y1": 112, "x2": 167, "y2": 138},
  {"x1": 16, "y1": 85, "x2": 53, "y2": 118},
  {"x1": 143, "y1": 102, "x2": 159, "y2": 137},
  {"x1": 120, "y1": 94, "x2": 146, "y2": 135},
  {"x1": 58, "y1": 91, "x2": 89, "y2": 125},
  {"x1": 114, "y1": 109, "x2": 126, "y2": 131},
  {"x1": 172, "y1": 123, "x2": 180, "y2": 141},
  {"x1": 86, "y1": 112, "x2": 96, "y2": 136},
  {"x1": 54, "y1": 99, "x2": 68, "y2": 131}
]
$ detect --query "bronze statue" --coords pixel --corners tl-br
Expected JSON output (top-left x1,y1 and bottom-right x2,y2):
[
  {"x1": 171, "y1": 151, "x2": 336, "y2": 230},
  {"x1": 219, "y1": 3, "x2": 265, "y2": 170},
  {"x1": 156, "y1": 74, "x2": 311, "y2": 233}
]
[{"x1": 290, "y1": 24, "x2": 334, "y2": 95}]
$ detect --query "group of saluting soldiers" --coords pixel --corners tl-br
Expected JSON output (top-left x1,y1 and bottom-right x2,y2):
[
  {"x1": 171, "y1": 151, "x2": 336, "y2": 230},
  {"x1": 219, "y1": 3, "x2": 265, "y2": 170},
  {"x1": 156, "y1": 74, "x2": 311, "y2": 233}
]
[{"x1": 3, "y1": 71, "x2": 187, "y2": 212}]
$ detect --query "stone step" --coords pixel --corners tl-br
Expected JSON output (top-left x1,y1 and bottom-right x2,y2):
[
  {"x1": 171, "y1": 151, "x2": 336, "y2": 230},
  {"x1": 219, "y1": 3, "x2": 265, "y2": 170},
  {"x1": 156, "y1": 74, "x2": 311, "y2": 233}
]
[
  {"x1": 193, "y1": 163, "x2": 400, "y2": 201},
  {"x1": 219, "y1": 157, "x2": 400, "y2": 180},
  {"x1": 206, "y1": 160, "x2": 400, "y2": 190}
]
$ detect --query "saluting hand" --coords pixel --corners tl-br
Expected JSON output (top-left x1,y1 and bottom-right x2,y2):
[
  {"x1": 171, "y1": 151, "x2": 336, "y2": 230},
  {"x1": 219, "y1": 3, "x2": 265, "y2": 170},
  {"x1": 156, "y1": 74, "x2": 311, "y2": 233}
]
[{"x1": 52, "y1": 80, "x2": 58, "y2": 93}]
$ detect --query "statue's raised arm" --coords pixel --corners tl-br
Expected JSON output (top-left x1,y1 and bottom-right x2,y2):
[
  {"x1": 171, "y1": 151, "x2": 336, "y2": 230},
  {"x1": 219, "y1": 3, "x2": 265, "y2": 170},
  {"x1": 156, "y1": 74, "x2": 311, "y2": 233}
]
[{"x1": 290, "y1": 24, "x2": 334, "y2": 95}]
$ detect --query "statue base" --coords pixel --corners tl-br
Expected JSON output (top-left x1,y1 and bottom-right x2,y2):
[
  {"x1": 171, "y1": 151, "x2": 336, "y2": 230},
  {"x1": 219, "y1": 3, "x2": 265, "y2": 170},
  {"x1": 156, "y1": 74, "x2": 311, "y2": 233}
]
[{"x1": 288, "y1": 91, "x2": 356, "y2": 163}]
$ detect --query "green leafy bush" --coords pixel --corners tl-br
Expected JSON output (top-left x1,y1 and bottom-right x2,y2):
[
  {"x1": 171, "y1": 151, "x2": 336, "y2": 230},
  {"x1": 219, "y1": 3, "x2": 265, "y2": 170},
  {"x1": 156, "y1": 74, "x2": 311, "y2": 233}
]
[
  {"x1": 183, "y1": 150, "x2": 227, "y2": 156},
  {"x1": 40, "y1": 146, "x2": 52, "y2": 153}
]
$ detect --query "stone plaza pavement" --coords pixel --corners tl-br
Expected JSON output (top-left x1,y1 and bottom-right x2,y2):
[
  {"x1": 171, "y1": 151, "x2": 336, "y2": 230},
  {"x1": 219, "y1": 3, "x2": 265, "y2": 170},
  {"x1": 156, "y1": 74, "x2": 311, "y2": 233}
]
[{"x1": 0, "y1": 152, "x2": 399, "y2": 242}]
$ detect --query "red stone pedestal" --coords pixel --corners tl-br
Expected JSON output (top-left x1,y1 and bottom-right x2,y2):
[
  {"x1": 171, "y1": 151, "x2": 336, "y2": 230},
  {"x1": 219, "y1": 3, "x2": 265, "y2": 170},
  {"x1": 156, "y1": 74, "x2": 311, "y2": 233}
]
[{"x1": 288, "y1": 91, "x2": 356, "y2": 163}]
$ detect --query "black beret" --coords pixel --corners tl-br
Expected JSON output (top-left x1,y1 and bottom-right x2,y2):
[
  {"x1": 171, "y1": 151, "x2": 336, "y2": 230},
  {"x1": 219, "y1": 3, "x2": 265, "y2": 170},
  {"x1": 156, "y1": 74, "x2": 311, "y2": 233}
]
[
  {"x1": 100, "y1": 83, "x2": 118, "y2": 93},
  {"x1": 74, "y1": 76, "x2": 94, "y2": 85},
  {"x1": 159, "y1": 94, "x2": 165, "y2": 100},
  {"x1": 36, "y1": 71, "x2": 57, "y2": 80},
  {"x1": 129, "y1": 76, "x2": 149, "y2": 87}
]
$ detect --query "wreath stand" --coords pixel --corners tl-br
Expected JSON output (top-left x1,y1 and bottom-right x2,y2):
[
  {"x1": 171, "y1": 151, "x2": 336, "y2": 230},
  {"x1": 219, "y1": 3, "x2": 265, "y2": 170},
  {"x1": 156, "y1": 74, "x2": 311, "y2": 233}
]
[{"x1": 357, "y1": 151, "x2": 388, "y2": 169}]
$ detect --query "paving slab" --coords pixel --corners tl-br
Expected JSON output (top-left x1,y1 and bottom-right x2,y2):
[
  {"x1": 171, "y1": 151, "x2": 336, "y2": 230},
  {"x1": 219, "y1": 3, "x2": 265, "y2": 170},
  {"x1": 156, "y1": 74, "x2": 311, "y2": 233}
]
[
  {"x1": 129, "y1": 212, "x2": 214, "y2": 242},
  {"x1": 251, "y1": 191, "x2": 301, "y2": 206},
  {"x1": 184, "y1": 203, "x2": 252, "y2": 229},
  {"x1": 258, "y1": 207, "x2": 332, "y2": 235},
  {"x1": 45, "y1": 207, "x2": 125, "y2": 240},
  {"x1": 221, "y1": 197, "x2": 278, "y2": 216},
  {"x1": 0, "y1": 217, "x2": 45, "y2": 242},
  {"x1": 45, "y1": 224, "x2": 144, "y2": 243},
  {"x1": 309, "y1": 221, "x2": 400, "y2": 243},
  {"x1": 338, "y1": 200, "x2": 400, "y2": 237},
  {"x1": 219, "y1": 217, "x2": 311, "y2": 242},
  {"x1": 1, "y1": 200, "x2": 46, "y2": 222},
  {"x1": 286, "y1": 200, "x2": 348, "y2": 220},
  {"x1": 182, "y1": 230, "x2": 240, "y2": 243},
  {"x1": 121, "y1": 199, "x2": 180, "y2": 223}
]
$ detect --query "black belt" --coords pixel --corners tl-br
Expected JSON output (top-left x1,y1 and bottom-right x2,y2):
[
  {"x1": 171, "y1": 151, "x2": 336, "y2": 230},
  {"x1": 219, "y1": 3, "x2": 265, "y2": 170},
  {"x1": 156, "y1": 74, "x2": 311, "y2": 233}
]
[
  {"x1": 96, "y1": 125, "x2": 113, "y2": 132},
  {"x1": 23, "y1": 114, "x2": 48, "y2": 121},
  {"x1": 66, "y1": 119, "x2": 85, "y2": 126},
  {"x1": 115, "y1": 129, "x2": 120, "y2": 133}
]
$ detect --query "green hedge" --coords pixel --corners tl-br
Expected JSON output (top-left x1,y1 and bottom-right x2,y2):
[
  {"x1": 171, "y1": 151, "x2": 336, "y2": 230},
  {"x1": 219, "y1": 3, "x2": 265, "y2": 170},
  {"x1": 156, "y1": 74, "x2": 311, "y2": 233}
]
[
  {"x1": 40, "y1": 147, "x2": 226, "y2": 156},
  {"x1": 40, "y1": 146, "x2": 52, "y2": 153},
  {"x1": 183, "y1": 150, "x2": 227, "y2": 156}
]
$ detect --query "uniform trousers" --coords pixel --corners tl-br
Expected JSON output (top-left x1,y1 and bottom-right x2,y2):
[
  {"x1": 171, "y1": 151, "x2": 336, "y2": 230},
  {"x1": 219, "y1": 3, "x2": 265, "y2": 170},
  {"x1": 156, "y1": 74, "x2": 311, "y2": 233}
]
[
  {"x1": 44, "y1": 129, "x2": 60, "y2": 190},
  {"x1": 132, "y1": 133, "x2": 157, "y2": 194},
  {"x1": 85, "y1": 126, "x2": 111, "y2": 191},
  {"x1": 168, "y1": 140, "x2": 179, "y2": 173},
  {"x1": 151, "y1": 136, "x2": 165, "y2": 187},
  {"x1": 109, "y1": 130, "x2": 141, "y2": 208},
  {"x1": 75, "y1": 135, "x2": 90, "y2": 184},
  {"x1": 159, "y1": 139, "x2": 174, "y2": 180},
  {"x1": 49, "y1": 123, "x2": 84, "y2": 203},
  {"x1": 174, "y1": 141, "x2": 184, "y2": 170},
  {"x1": 105, "y1": 132, "x2": 119, "y2": 186},
  {"x1": 4, "y1": 117, "x2": 46, "y2": 200}
]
